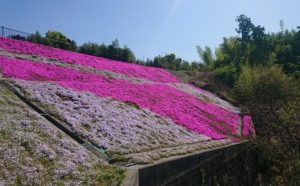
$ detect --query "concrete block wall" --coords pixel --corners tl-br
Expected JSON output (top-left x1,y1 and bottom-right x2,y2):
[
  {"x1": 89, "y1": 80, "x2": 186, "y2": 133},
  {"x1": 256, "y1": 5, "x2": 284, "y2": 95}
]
[{"x1": 124, "y1": 141, "x2": 258, "y2": 186}]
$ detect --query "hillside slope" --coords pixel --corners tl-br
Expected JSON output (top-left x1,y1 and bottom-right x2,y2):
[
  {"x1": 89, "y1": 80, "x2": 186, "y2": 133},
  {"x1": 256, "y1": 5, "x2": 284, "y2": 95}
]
[
  {"x1": 0, "y1": 81, "x2": 124, "y2": 185},
  {"x1": 0, "y1": 37, "x2": 255, "y2": 182}
]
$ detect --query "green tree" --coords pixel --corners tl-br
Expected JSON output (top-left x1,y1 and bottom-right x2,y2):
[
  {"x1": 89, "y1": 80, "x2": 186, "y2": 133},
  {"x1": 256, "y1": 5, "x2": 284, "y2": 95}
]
[
  {"x1": 235, "y1": 14, "x2": 254, "y2": 56},
  {"x1": 78, "y1": 42, "x2": 102, "y2": 56},
  {"x1": 268, "y1": 29, "x2": 300, "y2": 75},
  {"x1": 151, "y1": 54, "x2": 184, "y2": 70},
  {"x1": 234, "y1": 65, "x2": 293, "y2": 118},
  {"x1": 214, "y1": 37, "x2": 241, "y2": 68},
  {"x1": 27, "y1": 31, "x2": 50, "y2": 45},
  {"x1": 107, "y1": 39, "x2": 120, "y2": 60},
  {"x1": 45, "y1": 31, "x2": 77, "y2": 51},
  {"x1": 248, "y1": 25, "x2": 271, "y2": 66},
  {"x1": 190, "y1": 61, "x2": 201, "y2": 71},
  {"x1": 235, "y1": 14, "x2": 271, "y2": 66},
  {"x1": 120, "y1": 45, "x2": 136, "y2": 62},
  {"x1": 233, "y1": 65, "x2": 299, "y2": 184},
  {"x1": 196, "y1": 46, "x2": 214, "y2": 69},
  {"x1": 181, "y1": 61, "x2": 191, "y2": 71},
  {"x1": 213, "y1": 64, "x2": 237, "y2": 87},
  {"x1": 79, "y1": 39, "x2": 136, "y2": 63}
]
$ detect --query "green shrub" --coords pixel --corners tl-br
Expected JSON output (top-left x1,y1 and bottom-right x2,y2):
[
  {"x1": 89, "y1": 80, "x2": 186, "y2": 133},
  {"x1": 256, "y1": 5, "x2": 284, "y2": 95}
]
[{"x1": 213, "y1": 65, "x2": 237, "y2": 87}]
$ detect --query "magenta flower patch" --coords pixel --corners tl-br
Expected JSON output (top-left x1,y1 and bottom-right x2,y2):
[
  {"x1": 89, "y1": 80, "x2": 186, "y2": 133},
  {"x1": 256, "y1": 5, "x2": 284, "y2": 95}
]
[
  {"x1": 0, "y1": 38, "x2": 255, "y2": 141},
  {"x1": 0, "y1": 37, "x2": 180, "y2": 83},
  {"x1": 59, "y1": 81, "x2": 240, "y2": 139},
  {"x1": 242, "y1": 115, "x2": 255, "y2": 137},
  {"x1": 0, "y1": 56, "x2": 125, "y2": 84}
]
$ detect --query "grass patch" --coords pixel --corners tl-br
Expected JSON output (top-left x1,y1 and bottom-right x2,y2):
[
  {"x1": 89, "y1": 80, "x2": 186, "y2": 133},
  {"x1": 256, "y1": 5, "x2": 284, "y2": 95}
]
[
  {"x1": 91, "y1": 165, "x2": 125, "y2": 186},
  {"x1": 0, "y1": 129, "x2": 11, "y2": 141}
]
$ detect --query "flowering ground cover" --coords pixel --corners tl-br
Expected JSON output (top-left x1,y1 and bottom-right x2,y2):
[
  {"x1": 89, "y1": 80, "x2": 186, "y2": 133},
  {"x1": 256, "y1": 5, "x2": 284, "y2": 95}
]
[
  {"x1": 172, "y1": 83, "x2": 241, "y2": 113},
  {"x1": 242, "y1": 115, "x2": 255, "y2": 137},
  {"x1": 0, "y1": 83, "x2": 124, "y2": 185},
  {"x1": 0, "y1": 55, "x2": 243, "y2": 139},
  {"x1": 0, "y1": 37, "x2": 180, "y2": 83},
  {"x1": 0, "y1": 38, "x2": 255, "y2": 164},
  {"x1": 58, "y1": 81, "x2": 241, "y2": 139},
  {"x1": 14, "y1": 81, "x2": 210, "y2": 155},
  {"x1": 0, "y1": 57, "x2": 246, "y2": 139},
  {"x1": 13, "y1": 80, "x2": 238, "y2": 163},
  {"x1": 0, "y1": 49, "x2": 151, "y2": 83},
  {"x1": 0, "y1": 55, "x2": 125, "y2": 83}
]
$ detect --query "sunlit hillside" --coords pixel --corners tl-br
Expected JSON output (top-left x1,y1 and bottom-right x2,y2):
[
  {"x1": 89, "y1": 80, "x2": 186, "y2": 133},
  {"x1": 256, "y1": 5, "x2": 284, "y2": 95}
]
[{"x1": 0, "y1": 37, "x2": 254, "y2": 184}]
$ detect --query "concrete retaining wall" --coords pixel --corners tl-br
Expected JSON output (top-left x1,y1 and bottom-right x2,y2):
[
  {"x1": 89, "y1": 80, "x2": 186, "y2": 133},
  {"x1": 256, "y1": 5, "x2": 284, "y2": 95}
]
[{"x1": 124, "y1": 141, "x2": 258, "y2": 186}]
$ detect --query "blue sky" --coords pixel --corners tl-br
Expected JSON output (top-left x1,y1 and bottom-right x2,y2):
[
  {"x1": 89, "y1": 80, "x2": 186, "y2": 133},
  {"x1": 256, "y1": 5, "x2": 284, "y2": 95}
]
[{"x1": 0, "y1": 0, "x2": 299, "y2": 61}]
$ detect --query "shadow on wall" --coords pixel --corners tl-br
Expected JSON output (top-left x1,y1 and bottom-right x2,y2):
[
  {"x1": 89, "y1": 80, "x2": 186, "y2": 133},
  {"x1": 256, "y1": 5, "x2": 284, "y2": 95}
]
[{"x1": 138, "y1": 142, "x2": 258, "y2": 186}]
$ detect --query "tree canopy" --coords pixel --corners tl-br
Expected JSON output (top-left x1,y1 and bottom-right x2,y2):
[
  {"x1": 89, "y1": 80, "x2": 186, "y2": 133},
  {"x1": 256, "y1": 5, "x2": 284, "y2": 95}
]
[
  {"x1": 79, "y1": 39, "x2": 136, "y2": 63},
  {"x1": 27, "y1": 31, "x2": 77, "y2": 51}
]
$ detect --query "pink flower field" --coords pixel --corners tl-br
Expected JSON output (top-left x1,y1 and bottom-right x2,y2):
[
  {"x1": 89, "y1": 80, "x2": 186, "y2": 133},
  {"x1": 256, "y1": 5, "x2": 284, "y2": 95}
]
[
  {"x1": 242, "y1": 115, "x2": 255, "y2": 137},
  {"x1": 0, "y1": 55, "x2": 245, "y2": 139},
  {"x1": 59, "y1": 81, "x2": 240, "y2": 139},
  {"x1": 172, "y1": 83, "x2": 241, "y2": 113},
  {"x1": 0, "y1": 38, "x2": 255, "y2": 160},
  {"x1": 14, "y1": 80, "x2": 210, "y2": 155},
  {"x1": 0, "y1": 56, "x2": 125, "y2": 83},
  {"x1": 0, "y1": 37, "x2": 179, "y2": 83}
]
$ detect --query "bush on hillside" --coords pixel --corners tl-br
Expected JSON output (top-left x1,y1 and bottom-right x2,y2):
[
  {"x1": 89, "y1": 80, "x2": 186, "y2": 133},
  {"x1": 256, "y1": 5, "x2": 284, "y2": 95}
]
[
  {"x1": 213, "y1": 65, "x2": 237, "y2": 87},
  {"x1": 233, "y1": 65, "x2": 300, "y2": 184}
]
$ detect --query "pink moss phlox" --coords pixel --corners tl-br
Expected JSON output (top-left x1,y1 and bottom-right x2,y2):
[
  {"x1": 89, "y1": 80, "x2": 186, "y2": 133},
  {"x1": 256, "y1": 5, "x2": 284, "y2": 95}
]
[
  {"x1": 242, "y1": 114, "x2": 255, "y2": 137},
  {"x1": 16, "y1": 81, "x2": 210, "y2": 153},
  {"x1": 0, "y1": 56, "x2": 125, "y2": 84},
  {"x1": 175, "y1": 83, "x2": 241, "y2": 113},
  {"x1": 0, "y1": 55, "x2": 242, "y2": 140},
  {"x1": 58, "y1": 81, "x2": 240, "y2": 139},
  {"x1": 0, "y1": 37, "x2": 180, "y2": 83}
]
